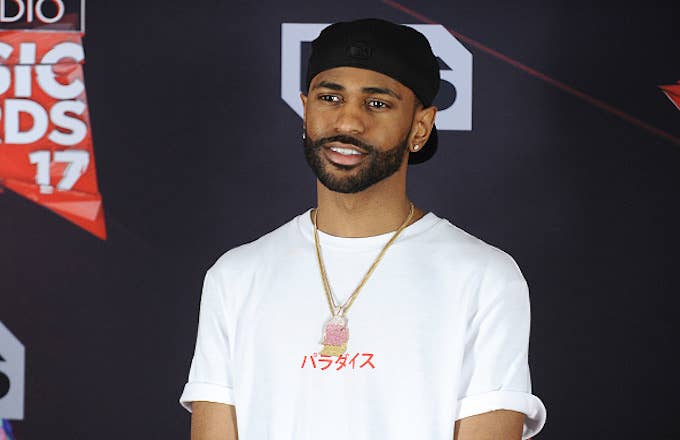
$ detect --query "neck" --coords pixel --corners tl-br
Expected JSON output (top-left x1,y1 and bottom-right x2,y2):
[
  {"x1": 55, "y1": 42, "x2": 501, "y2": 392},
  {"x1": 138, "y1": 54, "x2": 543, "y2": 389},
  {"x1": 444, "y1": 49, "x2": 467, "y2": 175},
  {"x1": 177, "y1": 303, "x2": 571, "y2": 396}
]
[{"x1": 312, "y1": 174, "x2": 426, "y2": 238}]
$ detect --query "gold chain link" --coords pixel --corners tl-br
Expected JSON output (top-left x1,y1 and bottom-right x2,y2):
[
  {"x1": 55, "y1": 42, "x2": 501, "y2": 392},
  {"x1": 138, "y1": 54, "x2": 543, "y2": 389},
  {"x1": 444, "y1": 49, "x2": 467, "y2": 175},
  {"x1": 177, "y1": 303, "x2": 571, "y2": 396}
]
[{"x1": 312, "y1": 202, "x2": 415, "y2": 316}]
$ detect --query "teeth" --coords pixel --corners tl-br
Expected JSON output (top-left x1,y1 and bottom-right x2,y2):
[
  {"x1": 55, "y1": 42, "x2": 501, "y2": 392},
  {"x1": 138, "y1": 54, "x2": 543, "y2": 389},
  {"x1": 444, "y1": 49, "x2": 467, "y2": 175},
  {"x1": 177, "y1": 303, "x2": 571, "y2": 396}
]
[{"x1": 330, "y1": 146, "x2": 362, "y2": 155}]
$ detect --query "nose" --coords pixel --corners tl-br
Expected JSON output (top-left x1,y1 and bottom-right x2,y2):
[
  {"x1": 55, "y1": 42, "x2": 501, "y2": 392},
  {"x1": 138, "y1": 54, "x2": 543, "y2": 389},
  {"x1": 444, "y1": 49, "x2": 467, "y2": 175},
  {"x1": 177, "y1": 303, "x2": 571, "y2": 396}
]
[{"x1": 334, "y1": 101, "x2": 365, "y2": 135}]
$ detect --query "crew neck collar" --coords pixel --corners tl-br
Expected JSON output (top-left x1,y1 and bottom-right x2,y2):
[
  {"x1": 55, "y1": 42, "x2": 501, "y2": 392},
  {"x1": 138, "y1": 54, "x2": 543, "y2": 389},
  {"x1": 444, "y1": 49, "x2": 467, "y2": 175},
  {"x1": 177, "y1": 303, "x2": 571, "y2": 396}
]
[{"x1": 296, "y1": 207, "x2": 442, "y2": 251}]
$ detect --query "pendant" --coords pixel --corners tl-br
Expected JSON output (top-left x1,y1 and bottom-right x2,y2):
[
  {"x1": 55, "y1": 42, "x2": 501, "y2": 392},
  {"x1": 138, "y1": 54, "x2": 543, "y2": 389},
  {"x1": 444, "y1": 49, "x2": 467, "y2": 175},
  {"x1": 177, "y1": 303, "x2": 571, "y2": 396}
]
[{"x1": 320, "y1": 313, "x2": 349, "y2": 356}]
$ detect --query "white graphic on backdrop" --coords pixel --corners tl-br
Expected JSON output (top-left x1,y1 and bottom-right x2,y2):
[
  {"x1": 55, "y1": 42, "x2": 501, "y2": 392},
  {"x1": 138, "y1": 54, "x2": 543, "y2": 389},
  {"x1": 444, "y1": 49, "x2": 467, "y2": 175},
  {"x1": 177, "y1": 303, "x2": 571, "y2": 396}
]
[
  {"x1": 0, "y1": 0, "x2": 85, "y2": 32},
  {"x1": 281, "y1": 23, "x2": 472, "y2": 130},
  {"x1": 0, "y1": 0, "x2": 65, "y2": 24},
  {"x1": 0, "y1": 321, "x2": 24, "y2": 420}
]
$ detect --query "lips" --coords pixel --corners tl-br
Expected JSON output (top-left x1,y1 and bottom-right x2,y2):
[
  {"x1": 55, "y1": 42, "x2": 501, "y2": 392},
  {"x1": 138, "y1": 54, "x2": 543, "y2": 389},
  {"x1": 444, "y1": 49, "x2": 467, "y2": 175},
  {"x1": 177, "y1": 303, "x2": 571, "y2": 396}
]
[{"x1": 323, "y1": 143, "x2": 368, "y2": 166}]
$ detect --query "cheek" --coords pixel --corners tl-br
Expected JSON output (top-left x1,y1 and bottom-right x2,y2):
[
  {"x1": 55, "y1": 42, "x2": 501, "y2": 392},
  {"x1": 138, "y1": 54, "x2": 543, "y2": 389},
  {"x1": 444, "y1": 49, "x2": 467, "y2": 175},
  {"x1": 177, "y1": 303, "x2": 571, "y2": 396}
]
[
  {"x1": 372, "y1": 116, "x2": 412, "y2": 144},
  {"x1": 305, "y1": 112, "x2": 332, "y2": 138},
  {"x1": 306, "y1": 105, "x2": 413, "y2": 145}
]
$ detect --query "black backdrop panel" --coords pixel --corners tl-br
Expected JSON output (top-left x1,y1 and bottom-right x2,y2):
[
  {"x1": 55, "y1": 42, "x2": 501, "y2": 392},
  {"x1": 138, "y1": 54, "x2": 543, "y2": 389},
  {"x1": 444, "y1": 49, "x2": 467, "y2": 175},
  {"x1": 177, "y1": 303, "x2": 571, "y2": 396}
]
[{"x1": 1, "y1": 1, "x2": 679, "y2": 438}]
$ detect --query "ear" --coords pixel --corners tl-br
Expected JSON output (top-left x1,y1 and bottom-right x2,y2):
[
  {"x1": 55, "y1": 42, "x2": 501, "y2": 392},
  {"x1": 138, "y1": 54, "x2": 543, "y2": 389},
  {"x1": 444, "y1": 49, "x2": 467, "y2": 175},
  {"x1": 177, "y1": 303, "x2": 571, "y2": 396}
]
[
  {"x1": 300, "y1": 92, "x2": 308, "y2": 113},
  {"x1": 410, "y1": 105, "x2": 437, "y2": 151},
  {"x1": 300, "y1": 92, "x2": 309, "y2": 128}
]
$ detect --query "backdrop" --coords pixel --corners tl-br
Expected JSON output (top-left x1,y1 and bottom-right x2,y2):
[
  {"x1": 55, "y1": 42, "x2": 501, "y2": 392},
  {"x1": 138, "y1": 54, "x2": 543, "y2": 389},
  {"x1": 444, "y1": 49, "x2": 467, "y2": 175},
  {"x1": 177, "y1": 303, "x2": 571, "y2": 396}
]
[{"x1": 1, "y1": 1, "x2": 679, "y2": 438}]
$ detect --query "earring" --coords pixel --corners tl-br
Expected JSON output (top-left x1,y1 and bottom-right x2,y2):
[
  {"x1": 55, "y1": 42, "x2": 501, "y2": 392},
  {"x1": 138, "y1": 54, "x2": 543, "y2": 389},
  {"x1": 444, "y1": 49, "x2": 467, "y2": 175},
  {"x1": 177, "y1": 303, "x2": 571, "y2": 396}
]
[
  {"x1": 412, "y1": 144, "x2": 420, "y2": 151},
  {"x1": 302, "y1": 131, "x2": 306, "y2": 140}
]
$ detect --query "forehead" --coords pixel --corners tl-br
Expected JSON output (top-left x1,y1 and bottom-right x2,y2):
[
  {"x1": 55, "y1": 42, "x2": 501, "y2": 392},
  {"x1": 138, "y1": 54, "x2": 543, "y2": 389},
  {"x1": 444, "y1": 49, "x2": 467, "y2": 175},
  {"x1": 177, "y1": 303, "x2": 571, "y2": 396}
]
[{"x1": 310, "y1": 66, "x2": 413, "y2": 98}]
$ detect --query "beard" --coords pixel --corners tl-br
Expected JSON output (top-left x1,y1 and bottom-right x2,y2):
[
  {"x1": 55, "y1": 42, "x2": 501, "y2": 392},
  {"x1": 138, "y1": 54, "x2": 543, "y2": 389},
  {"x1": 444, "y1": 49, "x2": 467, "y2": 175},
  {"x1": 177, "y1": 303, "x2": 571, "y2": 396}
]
[{"x1": 303, "y1": 131, "x2": 409, "y2": 194}]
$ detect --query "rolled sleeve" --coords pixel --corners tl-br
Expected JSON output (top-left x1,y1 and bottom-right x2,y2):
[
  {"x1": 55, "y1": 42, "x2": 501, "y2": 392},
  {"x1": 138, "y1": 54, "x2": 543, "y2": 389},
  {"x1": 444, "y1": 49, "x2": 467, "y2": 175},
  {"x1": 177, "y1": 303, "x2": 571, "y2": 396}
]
[
  {"x1": 179, "y1": 269, "x2": 236, "y2": 412},
  {"x1": 455, "y1": 275, "x2": 547, "y2": 439},
  {"x1": 179, "y1": 382, "x2": 235, "y2": 412},
  {"x1": 457, "y1": 390, "x2": 546, "y2": 438}
]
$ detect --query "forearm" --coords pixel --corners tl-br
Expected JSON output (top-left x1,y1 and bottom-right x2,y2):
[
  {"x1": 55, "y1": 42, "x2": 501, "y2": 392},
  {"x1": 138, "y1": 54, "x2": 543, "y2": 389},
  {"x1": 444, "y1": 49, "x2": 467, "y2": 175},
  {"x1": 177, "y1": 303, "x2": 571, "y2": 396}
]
[
  {"x1": 191, "y1": 401, "x2": 238, "y2": 440},
  {"x1": 454, "y1": 409, "x2": 524, "y2": 440}
]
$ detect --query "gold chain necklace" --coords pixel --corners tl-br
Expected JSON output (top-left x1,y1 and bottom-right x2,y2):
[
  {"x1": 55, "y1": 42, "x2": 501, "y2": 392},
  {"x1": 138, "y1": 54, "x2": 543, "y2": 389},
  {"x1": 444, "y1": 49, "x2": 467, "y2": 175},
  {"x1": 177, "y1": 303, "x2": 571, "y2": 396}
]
[{"x1": 312, "y1": 202, "x2": 415, "y2": 356}]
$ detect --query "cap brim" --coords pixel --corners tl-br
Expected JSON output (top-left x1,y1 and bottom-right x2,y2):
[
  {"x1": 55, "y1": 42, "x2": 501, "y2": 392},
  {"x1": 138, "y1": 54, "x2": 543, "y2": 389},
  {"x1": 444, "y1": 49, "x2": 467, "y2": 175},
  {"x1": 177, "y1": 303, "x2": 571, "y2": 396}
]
[{"x1": 408, "y1": 125, "x2": 438, "y2": 165}]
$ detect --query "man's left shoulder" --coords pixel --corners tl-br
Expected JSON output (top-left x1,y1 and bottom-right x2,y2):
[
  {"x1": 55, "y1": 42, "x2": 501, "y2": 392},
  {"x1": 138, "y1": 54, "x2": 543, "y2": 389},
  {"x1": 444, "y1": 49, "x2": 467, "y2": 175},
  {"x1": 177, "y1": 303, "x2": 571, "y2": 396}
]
[{"x1": 432, "y1": 217, "x2": 526, "y2": 283}]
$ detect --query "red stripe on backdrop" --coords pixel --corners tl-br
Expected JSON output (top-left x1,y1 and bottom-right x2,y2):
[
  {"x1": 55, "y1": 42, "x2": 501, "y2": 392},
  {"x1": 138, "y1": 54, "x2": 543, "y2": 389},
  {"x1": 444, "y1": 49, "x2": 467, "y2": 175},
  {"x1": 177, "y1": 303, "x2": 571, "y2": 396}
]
[{"x1": 383, "y1": 0, "x2": 680, "y2": 148}]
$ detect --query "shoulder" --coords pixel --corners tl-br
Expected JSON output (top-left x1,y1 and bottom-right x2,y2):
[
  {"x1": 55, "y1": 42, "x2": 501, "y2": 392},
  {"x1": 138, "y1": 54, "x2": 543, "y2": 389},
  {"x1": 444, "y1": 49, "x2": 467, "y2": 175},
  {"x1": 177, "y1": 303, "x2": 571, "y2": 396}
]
[
  {"x1": 426, "y1": 217, "x2": 532, "y2": 318},
  {"x1": 206, "y1": 212, "x2": 303, "y2": 284},
  {"x1": 426, "y1": 216, "x2": 526, "y2": 285}
]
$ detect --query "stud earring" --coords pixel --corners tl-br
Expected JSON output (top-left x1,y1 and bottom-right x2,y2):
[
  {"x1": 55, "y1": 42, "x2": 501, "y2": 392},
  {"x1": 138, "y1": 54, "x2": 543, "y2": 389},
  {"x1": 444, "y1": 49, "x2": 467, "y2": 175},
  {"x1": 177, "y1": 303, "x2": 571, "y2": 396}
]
[
  {"x1": 412, "y1": 144, "x2": 420, "y2": 151},
  {"x1": 302, "y1": 131, "x2": 306, "y2": 140}
]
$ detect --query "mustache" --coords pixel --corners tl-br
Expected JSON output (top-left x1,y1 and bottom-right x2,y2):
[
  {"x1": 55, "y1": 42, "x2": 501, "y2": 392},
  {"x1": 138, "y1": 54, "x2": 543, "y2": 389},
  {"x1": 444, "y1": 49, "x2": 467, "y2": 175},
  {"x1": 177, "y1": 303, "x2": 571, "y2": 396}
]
[{"x1": 309, "y1": 134, "x2": 375, "y2": 153}]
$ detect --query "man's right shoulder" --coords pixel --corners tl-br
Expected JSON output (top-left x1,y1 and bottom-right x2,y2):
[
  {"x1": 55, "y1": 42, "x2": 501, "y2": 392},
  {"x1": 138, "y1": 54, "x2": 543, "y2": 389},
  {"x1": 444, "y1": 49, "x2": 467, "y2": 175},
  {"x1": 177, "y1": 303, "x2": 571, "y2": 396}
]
[{"x1": 207, "y1": 212, "x2": 303, "y2": 277}]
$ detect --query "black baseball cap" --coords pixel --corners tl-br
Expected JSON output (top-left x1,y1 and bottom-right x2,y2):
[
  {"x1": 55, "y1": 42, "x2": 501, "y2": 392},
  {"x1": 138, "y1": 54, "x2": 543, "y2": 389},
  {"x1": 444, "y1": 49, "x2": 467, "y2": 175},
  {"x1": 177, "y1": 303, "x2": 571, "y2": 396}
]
[{"x1": 306, "y1": 18, "x2": 440, "y2": 165}]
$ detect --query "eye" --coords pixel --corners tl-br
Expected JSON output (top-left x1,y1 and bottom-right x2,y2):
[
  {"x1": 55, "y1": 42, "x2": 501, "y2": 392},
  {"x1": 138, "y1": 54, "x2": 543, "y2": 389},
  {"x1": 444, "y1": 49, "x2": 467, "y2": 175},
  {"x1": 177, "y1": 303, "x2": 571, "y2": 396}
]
[
  {"x1": 319, "y1": 94, "x2": 341, "y2": 103},
  {"x1": 367, "y1": 99, "x2": 389, "y2": 110}
]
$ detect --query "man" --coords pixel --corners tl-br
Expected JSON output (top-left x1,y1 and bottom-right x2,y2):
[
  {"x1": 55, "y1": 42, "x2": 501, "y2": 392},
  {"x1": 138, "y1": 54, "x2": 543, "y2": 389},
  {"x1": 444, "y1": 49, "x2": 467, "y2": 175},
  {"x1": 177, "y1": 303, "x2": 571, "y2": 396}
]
[{"x1": 180, "y1": 18, "x2": 546, "y2": 440}]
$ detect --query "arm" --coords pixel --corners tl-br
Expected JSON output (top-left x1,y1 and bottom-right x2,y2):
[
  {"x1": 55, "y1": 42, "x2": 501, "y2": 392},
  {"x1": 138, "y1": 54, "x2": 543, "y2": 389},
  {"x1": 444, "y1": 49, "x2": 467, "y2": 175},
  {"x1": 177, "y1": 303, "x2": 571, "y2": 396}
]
[
  {"x1": 454, "y1": 409, "x2": 524, "y2": 440},
  {"x1": 191, "y1": 402, "x2": 238, "y2": 440},
  {"x1": 454, "y1": 270, "x2": 546, "y2": 438}
]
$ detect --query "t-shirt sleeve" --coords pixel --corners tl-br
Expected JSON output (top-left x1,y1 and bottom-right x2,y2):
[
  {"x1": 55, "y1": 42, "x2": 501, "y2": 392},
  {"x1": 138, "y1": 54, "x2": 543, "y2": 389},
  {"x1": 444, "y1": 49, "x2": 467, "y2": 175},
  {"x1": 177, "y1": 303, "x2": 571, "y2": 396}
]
[
  {"x1": 179, "y1": 268, "x2": 236, "y2": 412},
  {"x1": 455, "y1": 274, "x2": 547, "y2": 439}
]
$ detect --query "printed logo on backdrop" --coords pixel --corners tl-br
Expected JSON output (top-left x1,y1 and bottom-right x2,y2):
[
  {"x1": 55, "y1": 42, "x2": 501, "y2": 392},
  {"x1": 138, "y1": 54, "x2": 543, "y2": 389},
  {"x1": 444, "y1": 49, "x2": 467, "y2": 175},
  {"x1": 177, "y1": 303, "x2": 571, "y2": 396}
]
[
  {"x1": 0, "y1": 1, "x2": 106, "y2": 239},
  {"x1": 281, "y1": 23, "x2": 472, "y2": 131},
  {"x1": 0, "y1": 0, "x2": 84, "y2": 32},
  {"x1": 0, "y1": 321, "x2": 24, "y2": 420}
]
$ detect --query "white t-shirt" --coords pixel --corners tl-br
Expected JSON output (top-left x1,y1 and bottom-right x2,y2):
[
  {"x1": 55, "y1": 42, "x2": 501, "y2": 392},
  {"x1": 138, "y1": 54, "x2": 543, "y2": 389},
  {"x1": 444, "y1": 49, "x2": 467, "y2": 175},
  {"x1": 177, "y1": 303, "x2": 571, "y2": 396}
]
[{"x1": 180, "y1": 208, "x2": 547, "y2": 439}]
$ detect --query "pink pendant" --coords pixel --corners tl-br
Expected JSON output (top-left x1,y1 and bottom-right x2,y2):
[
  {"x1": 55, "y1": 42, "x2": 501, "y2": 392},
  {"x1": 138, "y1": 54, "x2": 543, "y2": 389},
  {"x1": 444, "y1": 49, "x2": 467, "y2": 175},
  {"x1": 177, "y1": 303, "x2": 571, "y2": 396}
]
[{"x1": 320, "y1": 314, "x2": 349, "y2": 356}]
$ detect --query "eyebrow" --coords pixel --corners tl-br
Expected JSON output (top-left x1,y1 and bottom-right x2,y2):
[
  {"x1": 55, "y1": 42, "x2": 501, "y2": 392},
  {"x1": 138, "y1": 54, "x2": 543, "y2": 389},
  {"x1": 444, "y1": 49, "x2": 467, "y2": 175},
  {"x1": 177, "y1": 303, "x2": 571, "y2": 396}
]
[
  {"x1": 362, "y1": 86, "x2": 402, "y2": 100},
  {"x1": 313, "y1": 81, "x2": 402, "y2": 100}
]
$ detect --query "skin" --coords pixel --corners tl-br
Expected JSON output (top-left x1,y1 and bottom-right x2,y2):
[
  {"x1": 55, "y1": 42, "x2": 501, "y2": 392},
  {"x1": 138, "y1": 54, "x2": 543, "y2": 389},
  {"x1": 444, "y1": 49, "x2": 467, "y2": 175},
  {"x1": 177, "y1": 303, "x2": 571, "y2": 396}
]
[
  {"x1": 301, "y1": 66, "x2": 433, "y2": 237},
  {"x1": 191, "y1": 402, "x2": 238, "y2": 440},
  {"x1": 190, "y1": 66, "x2": 525, "y2": 439}
]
